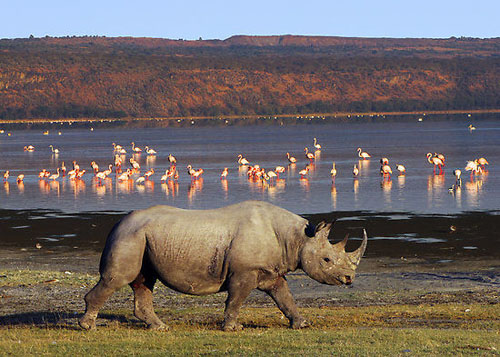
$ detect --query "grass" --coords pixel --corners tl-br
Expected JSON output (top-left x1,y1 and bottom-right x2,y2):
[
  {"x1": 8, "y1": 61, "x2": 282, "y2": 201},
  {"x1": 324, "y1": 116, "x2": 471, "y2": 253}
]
[
  {"x1": 1, "y1": 270, "x2": 499, "y2": 355},
  {"x1": 0, "y1": 304, "x2": 498, "y2": 356}
]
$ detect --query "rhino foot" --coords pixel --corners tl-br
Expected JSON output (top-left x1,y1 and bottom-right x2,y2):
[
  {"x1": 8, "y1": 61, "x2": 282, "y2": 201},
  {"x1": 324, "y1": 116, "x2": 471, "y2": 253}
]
[
  {"x1": 79, "y1": 316, "x2": 96, "y2": 331},
  {"x1": 148, "y1": 322, "x2": 169, "y2": 331},
  {"x1": 222, "y1": 321, "x2": 243, "y2": 332},
  {"x1": 290, "y1": 317, "x2": 309, "y2": 329}
]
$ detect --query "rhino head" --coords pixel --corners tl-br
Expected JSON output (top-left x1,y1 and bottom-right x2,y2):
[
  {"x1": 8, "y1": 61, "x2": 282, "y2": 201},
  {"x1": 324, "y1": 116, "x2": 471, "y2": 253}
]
[{"x1": 300, "y1": 222, "x2": 367, "y2": 285}]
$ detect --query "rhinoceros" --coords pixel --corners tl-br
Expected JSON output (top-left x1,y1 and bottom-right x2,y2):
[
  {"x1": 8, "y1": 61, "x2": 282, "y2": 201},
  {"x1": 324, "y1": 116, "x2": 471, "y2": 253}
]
[{"x1": 79, "y1": 200, "x2": 367, "y2": 331}]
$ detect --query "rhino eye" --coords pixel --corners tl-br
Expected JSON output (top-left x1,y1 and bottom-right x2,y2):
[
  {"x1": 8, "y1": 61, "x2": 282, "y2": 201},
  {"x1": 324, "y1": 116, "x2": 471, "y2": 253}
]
[{"x1": 323, "y1": 257, "x2": 331, "y2": 263}]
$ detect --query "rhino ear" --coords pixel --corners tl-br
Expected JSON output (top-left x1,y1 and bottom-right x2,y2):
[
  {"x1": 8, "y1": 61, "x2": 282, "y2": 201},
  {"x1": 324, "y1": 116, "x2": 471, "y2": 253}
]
[
  {"x1": 314, "y1": 221, "x2": 334, "y2": 240},
  {"x1": 304, "y1": 222, "x2": 315, "y2": 237}
]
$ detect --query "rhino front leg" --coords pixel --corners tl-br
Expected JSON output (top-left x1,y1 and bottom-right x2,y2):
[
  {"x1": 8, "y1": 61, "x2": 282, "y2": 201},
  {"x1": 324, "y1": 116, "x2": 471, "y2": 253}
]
[
  {"x1": 130, "y1": 273, "x2": 168, "y2": 331},
  {"x1": 263, "y1": 276, "x2": 308, "y2": 329},
  {"x1": 223, "y1": 271, "x2": 258, "y2": 332}
]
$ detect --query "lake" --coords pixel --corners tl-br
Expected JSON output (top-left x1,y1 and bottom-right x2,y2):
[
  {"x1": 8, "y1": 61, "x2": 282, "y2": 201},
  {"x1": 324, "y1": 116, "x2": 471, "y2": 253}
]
[{"x1": 0, "y1": 117, "x2": 499, "y2": 215}]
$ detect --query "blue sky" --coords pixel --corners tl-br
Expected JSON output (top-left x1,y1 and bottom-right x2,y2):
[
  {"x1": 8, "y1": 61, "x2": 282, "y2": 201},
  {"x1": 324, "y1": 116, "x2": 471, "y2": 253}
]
[{"x1": 2, "y1": 1, "x2": 498, "y2": 39}]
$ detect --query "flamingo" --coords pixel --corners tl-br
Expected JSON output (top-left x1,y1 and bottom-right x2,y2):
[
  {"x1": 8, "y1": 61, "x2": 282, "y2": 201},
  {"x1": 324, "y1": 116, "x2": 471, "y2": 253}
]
[
  {"x1": 165, "y1": 168, "x2": 176, "y2": 180},
  {"x1": 313, "y1": 138, "x2": 322, "y2": 151},
  {"x1": 103, "y1": 164, "x2": 113, "y2": 177},
  {"x1": 353, "y1": 165, "x2": 359, "y2": 177},
  {"x1": 192, "y1": 168, "x2": 204, "y2": 179},
  {"x1": 49, "y1": 145, "x2": 60, "y2": 154},
  {"x1": 396, "y1": 164, "x2": 406, "y2": 174},
  {"x1": 77, "y1": 170, "x2": 86, "y2": 179},
  {"x1": 330, "y1": 162, "x2": 337, "y2": 181},
  {"x1": 24, "y1": 145, "x2": 35, "y2": 152},
  {"x1": 237, "y1": 154, "x2": 250, "y2": 166},
  {"x1": 131, "y1": 142, "x2": 142, "y2": 153},
  {"x1": 17, "y1": 174, "x2": 24, "y2": 183},
  {"x1": 221, "y1": 167, "x2": 228, "y2": 179},
  {"x1": 304, "y1": 148, "x2": 315, "y2": 163},
  {"x1": 299, "y1": 167, "x2": 309, "y2": 179},
  {"x1": 136, "y1": 176, "x2": 146, "y2": 184},
  {"x1": 38, "y1": 169, "x2": 47, "y2": 179},
  {"x1": 453, "y1": 169, "x2": 462, "y2": 186},
  {"x1": 468, "y1": 124, "x2": 476, "y2": 131},
  {"x1": 48, "y1": 168, "x2": 60, "y2": 180},
  {"x1": 465, "y1": 160, "x2": 482, "y2": 177},
  {"x1": 118, "y1": 169, "x2": 132, "y2": 181},
  {"x1": 95, "y1": 171, "x2": 107, "y2": 182},
  {"x1": 357, "y1": 148, "x2": 371, "y2": 160},
  {"x1": 380, "y1": 157, "x2": 389, "y2": 165},
  {"x1": 187, "y1": 165, "x2": 196, "y2": 177},
  {"x1": 61, "y1": 162, "x2": 67, "y2": 176},
  {"x1": 434, "y1": 153, "x2": 446, "y2": 165},
  {"x1": 267, "y1": 171, "x2": 277, "y2": 182},
  {"x1": 477, "y1": 157, "x2": 489, "y2": 169},
  {"x1": 3, "y1": 170, "x2": 9, "y2": 181},
  {"x1": 168, "y1": 154, "x2": 177, "y2": 166},
  {"x1": 112, "y1": 143, "x2": 123, "y2": 152},
  {"x1": 286, "y1": 152, "x2": 297, "y2": 164},
  {"x1": 144, "y1": 168, "x2": 154, "y2": 180},
  {"x1": 427, "y1": 153, "x2": 444, "y2": 174},
  {"x1": 160, "y1": 173, "x2": 168, "y2": 183},
  {"x1": 72, "y1": 161, "x2": 80, "y2": 174},
  {"x1": 114, "y1": 155, "x2": 122, "y2": 172},
  {"x1": 275, "y1": 166, "x2": 286, "y2": 179},
  {"x1": 130, "y1": 158, "x2": 140, "y2": 171},
  {"x1": 380, "y1": 164, "x2": 392, "y2": 176},
  {"x1": 90, "y1": 161, "x2": 99, "y2": 174},
  {"x1": 144, "y1": 146, "x2": 157, "y2": 155}
]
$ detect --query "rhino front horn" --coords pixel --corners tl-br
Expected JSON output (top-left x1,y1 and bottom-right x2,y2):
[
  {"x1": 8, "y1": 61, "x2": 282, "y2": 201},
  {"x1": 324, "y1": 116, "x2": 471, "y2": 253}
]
[{"x1": 347, "y1": 229, "x2": 368, "y2": 266}]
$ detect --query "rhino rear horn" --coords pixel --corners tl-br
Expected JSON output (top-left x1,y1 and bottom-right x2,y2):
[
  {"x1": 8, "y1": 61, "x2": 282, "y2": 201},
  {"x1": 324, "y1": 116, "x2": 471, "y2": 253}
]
[
  {"x1": 347, "y1": 229, "x2": 368, "y2": 266},
  {"x1": 335, "y1": 233, "x2": 349, "y2": 251}
]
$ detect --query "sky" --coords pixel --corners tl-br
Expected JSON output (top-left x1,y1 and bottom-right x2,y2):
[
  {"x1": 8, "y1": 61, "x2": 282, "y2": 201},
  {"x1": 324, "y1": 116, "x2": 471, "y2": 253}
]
[{"x1": 2, "y1": 0, "x2": 498, "y2": 40}]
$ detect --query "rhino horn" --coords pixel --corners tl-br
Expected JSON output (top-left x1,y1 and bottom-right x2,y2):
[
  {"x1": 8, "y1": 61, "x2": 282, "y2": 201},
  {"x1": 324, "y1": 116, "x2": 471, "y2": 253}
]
[
  {"x1": 314, "y1": 221, "x2": 333, "y2": 239},
  {"x1": 347, "y1": 229, "x2": 368, "y2": 266},
  {"x1": 334, "y1": 233, "x2": 350, "y2": 251}
]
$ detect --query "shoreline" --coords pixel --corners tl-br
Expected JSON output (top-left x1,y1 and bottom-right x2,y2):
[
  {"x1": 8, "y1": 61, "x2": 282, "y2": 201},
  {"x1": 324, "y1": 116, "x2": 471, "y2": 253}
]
[
  {"x1": 1, "y1": 208, "x2": 498, "y2": 258},
  {"x1": 0, "y1": 108, "x2": 498, "y2": 126}
]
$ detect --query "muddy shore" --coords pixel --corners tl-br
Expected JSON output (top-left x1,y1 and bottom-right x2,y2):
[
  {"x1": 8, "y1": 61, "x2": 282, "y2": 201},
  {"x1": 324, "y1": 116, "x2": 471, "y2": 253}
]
[{"x1": 0, "y1": 209, "x2": 499, "y2": 328}]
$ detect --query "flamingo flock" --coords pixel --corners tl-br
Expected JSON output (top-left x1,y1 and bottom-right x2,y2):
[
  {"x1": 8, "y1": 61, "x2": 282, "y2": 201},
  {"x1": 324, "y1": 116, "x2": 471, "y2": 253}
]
[{"x1": 1, "y1": 138, "x2": 491, "y2": 202}]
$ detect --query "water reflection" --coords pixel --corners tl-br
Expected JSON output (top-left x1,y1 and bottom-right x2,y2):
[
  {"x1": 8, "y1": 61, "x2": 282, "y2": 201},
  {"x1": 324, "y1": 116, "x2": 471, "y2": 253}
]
[
  {"x1": 397, "y1": 175, "x2": 406, "y2": 189},
  {"x1": 4, "y1": 182, "x2": 9, "y2": 195},
  {"x1": 381, "y1": 178, "x2": 392, "y2": 204},
  {"x1": 353, "y1": 178, "x2": 359, "y2": 202},
  {"x1": 358, "y1": 159, "x2": 370, "y2": 176},
  {"x1": 221, "y1": 179, "x2": 228, "y2": 198},
  {"x1": 331, "y1": 184, "x2": 337, "y2": 210},
  {"x1": 49, "y1": 180, "x2": 60, "y2": 197},
  {"x1": 17, "y1": 181, "x2": 25, "y2": 193},
  {"x1": 188, "y1": 178, "x2": 204, "y2": 203}
]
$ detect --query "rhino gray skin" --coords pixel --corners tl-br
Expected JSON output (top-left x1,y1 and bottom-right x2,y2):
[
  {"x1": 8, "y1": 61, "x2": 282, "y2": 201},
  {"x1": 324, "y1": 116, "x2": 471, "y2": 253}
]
[{"x1": 79, "y1": 201, "x2": 367, "y2": 331}]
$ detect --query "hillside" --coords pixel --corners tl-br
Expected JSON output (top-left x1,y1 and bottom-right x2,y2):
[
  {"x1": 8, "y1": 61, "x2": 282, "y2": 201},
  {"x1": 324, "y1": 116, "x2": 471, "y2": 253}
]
[{"x1": 0, "y1": 35, "x2": 499, "y2": 120}]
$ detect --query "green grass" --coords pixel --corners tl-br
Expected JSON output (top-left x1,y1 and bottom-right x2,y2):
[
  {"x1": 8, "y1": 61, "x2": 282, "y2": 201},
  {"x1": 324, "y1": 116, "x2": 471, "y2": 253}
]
[
  {"x1": 0, "y1": 324, "x2": 498, "y2": 356},
  {"x1": 1, "y1": 304, "x2": 498, "y2": 356},
  {"x1": 1, "y1": 270, "x2": 499, "y2": 355}
]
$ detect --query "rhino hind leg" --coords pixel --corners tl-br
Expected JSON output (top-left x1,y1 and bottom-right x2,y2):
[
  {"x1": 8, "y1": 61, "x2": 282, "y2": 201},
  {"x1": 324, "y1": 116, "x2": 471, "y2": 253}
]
[
  {"x1": 79, "y1": 277, "x2": 126, "y2": 330},
  {"x1": 223, "y1": 271, "x2": 259, "y2": 332},
  {"x1": 263, "y1": 276, "x2": 308, "y2": 329},
  {"x1": 130, "y1": 271, "x2": 168, "y2": 331}
]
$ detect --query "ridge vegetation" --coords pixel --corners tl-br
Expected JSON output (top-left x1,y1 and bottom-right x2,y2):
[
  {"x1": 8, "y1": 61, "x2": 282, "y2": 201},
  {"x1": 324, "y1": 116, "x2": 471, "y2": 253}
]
[{"x1": 0, "y1": 35, "x2": 498, "y2": 120}]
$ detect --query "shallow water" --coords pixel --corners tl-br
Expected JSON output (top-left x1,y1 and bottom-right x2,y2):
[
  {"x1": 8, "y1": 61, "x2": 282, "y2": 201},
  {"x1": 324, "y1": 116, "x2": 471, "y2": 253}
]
[{"x1": 0, "y1": 118, "x2": 499, "y2": 215}]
